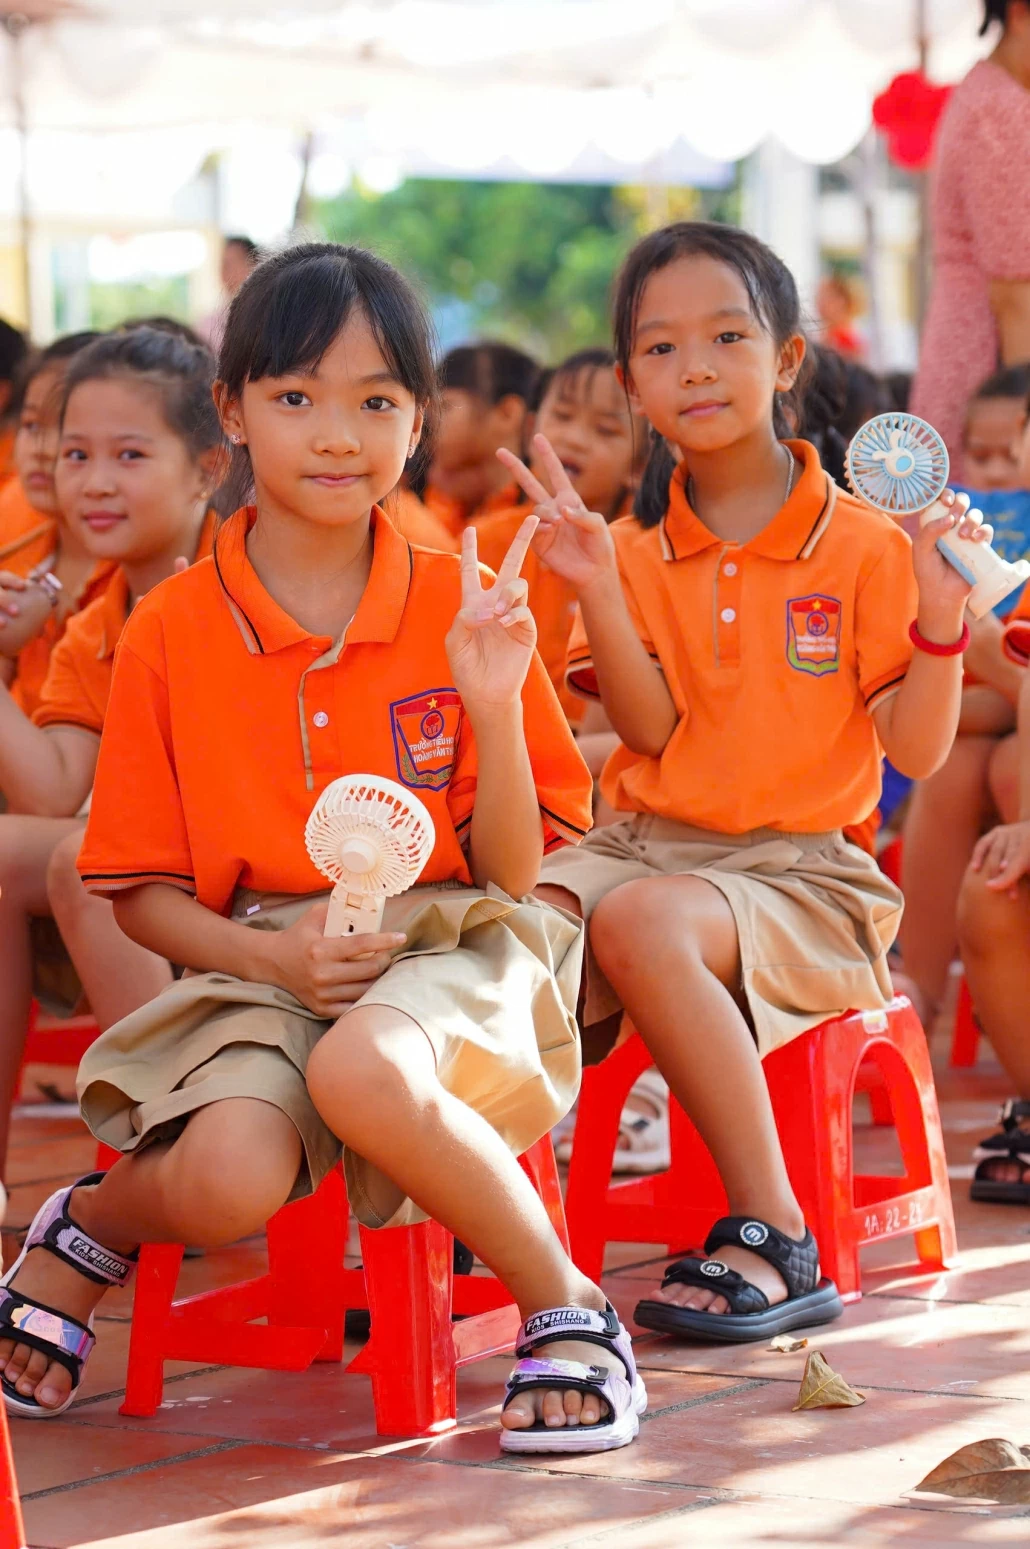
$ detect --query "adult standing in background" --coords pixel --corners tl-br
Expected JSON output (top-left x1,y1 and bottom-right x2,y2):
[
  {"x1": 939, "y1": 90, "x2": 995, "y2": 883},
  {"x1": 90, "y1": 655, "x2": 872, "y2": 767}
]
[
  {"x1": 197, "y1": 235, "x2": 262, "y2": 352},
  {"x1": 912, "y1": 0, "x2": 1030, "y2": 475}
]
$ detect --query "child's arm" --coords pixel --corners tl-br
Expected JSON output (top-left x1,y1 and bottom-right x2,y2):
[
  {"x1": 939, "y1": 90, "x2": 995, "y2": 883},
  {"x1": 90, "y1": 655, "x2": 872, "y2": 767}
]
[
  {"x1": 113, "y1": 884, "x2": 406, "y2": 1017},
  {"x1": 445, "y1": 518, "x2": 550, "y2": 899},
  {"x1": 499, "y1": 437, "x2": 678, "y2": 757},
  {"x1": 873, "y1": 497, "x2": 993, "y2": 780},
  {"x1": 0, "y1": 687, "x2": 97, "y2": 814},
  {"x1": 0, "y1": 574, "x2": 54, "y2": 659},
  {"x1": 968, "y1": 668, "x2": 1030, "y2": 897}
]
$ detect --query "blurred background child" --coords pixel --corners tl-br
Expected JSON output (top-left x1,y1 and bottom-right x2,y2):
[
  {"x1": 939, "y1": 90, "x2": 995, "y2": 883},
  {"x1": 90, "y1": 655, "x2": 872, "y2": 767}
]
[{"x1": 424, "y1": 340, "x2": 539, "y2": 534}]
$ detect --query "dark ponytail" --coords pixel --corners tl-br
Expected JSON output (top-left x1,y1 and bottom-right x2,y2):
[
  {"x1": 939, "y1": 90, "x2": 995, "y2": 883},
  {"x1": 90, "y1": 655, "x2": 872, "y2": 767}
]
[{"x1": 614, "y1": 221, "x2": 807, "y2": 528}]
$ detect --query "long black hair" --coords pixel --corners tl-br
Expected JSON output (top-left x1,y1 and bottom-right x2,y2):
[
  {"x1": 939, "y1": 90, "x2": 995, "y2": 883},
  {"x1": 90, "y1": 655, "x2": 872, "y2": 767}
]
[
  {"x1": 615, "y1": 222, "x2": 806, "y2": 528},
  {"x1": 218, "y1": 242, "x2": 437, "y2": 509},
  {"x1": 61, "y1": 326, "x2": 220, "y2": 462}
]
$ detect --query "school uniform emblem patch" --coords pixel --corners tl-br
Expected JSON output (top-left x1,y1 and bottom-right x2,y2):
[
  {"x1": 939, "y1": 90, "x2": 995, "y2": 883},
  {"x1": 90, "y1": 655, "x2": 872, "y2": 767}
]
[
  {"x1": 786, "y1": 594, "x2": 842, "y2": 676},
  {"x1": 390, "y1": 688, "x2": 462, "y2": 791}
]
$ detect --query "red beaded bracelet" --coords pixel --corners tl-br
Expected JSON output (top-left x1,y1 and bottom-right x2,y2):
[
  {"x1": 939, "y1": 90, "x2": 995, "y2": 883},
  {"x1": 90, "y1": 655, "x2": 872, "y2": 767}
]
[{"x1": 909, "y1": 619, "x2": 970, "y2": 656}]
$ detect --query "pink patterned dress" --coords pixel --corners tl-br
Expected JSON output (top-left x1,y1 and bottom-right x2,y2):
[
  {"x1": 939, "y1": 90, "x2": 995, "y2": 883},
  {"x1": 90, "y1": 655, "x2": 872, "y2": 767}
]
[{"x1": 912, "y1": 60, "x2": 1030, "y2": 476}]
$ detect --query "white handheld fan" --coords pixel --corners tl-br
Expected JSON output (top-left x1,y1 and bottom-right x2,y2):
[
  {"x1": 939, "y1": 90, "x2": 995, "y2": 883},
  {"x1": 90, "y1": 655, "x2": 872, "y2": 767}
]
[
  {"x1": 846, "y1": 412, "x2": 1030, "y2": 619},
  {"x1": 305, "y1": 775, "x2": 435, "y2": 938}
]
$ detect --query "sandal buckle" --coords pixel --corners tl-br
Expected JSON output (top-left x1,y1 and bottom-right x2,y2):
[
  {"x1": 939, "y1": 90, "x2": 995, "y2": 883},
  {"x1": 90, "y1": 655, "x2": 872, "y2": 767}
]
[{"x1": 699, "y1": 1259, "x2": 729, "y2": 1278}]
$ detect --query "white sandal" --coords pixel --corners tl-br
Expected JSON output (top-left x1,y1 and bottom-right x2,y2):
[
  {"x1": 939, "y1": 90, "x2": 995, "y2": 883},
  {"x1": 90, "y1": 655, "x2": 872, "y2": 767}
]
[{"x1": 554, "y1": 1068, "x2": 670, "y2": 1174}]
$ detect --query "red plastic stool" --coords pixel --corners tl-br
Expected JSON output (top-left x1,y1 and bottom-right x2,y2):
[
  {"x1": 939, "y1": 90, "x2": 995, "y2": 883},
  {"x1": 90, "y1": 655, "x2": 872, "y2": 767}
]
[
  {"x1": 950, "y1": 977, "x2": 980, "y2": 1067},
  {"x1": 16, "y1": 1003, "x2": 100, "y2": 1099},
  {"x1": 0, "y1": 1402, "x2": 25, "y2": 1549},
  {"x1": 564, "y1": 1001, "x2": 956, "y2": 1303},
  {"x1": 120, "y1": 1136, "x2": 566, "y2": 1437}
]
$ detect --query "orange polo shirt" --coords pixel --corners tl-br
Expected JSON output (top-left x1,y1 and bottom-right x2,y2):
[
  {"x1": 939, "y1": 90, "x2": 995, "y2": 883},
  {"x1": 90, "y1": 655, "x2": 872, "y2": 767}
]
[
  {"x1": 33, "y1": 510, "x2": 216, "y2": 736},
  {"x1": 566, "y1": 440, "x2": 917, "y2": 835},
  {"x1": 0, "y1": 480, "x2": 55, "y2": 576},
  {"x1": 424, "y1": 480, "x2": 522, "y2": 539},
  {"x1": 381, "y1": 485, "x2": 459, "y2": 552},
  {"x1": 475, "y1": 502, "x2": 580, "y2": 721},
  {"x1": 12, "y1": 561, "x2": 118, "y2": 721},
  {"x1": 0, "y1": 426, "x2": 16, "y2": 489},
  {"x1": 78, "y1": 506, "x2": 592, "y2": 913}
]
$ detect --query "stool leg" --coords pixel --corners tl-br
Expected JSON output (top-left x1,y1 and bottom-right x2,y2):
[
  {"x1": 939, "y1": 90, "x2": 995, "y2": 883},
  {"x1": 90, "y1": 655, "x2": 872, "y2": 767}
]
[
  {"x1": 267, "y1": 1169, "x2": 346, "y2": 1362},
  {"x1": 0, "y1": 1404, "x2": 25, "y2": 1549},
  {"x1": 359, "y1": 1220, "x2": 456, "y2": 1436},
  {"x1": 565, "y1": 1035, "x2": 652, "y2": 1282},
  {"x1": 950, "y1": 978, "x2": 979, "y2": 1068},
  {"x1": 889, "y1": 1012, "x2": 959, "y2": 1272},
  {"x1": 119, "y1": 1244, "x2": 184, "y2": 1417},
  {"x1": 519, "y1": 1137, "x2": 569, "y2": 1252}
]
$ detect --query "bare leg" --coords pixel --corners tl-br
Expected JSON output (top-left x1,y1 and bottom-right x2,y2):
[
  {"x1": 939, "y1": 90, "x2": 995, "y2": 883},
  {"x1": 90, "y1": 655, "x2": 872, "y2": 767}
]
[
  {"x1": 46, "y1": 829, "x2": 173, "y2": 1030},
  {"x1": 958, "y1": 864, "x2": 1030, "y2": 1184},
  {"x1": 988, "y1": 733, "x2": 1021, "y2": 825},
  {"x1": 0, "y1": 814, "x2": 83, "y2": 1171},
  {"x1": 306, "y1": 1006, "x2": 615, "y2": 1432},
  {"x1": 589, "y1": 874, "x2": 804, "y2": 1315},
  {"x1": 898, "y1": 735, "x2": 996, "y2": 1017},
  {"x1": 0, "y1": 1097, "x2": 300, "y2": 1410}
]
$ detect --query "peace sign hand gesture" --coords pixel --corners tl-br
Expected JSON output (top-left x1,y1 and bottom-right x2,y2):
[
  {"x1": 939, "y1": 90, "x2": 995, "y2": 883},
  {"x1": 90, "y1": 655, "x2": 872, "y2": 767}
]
[
  {"x1": 498, "y1": 433, "x2": 616, "y2": 594},
  {"x1": 445, "y1": 514, "x2": 539, "y2": 713}
]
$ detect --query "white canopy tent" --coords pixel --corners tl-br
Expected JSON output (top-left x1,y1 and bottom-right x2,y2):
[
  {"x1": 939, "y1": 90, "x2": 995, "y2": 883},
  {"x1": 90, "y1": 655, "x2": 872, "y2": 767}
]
[{"x1": 0, "y1": 0, "x2": 992, "y2": 336}]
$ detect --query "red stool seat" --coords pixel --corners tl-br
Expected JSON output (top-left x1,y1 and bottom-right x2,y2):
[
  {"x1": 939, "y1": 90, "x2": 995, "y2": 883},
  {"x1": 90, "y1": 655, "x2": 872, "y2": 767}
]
[
  {"x1": 564, "y1": 1000, "x2": 957, "y2": 1303},
  {"x1": 119, "y1": 1136, "x2": 566, "y2": 1438}
]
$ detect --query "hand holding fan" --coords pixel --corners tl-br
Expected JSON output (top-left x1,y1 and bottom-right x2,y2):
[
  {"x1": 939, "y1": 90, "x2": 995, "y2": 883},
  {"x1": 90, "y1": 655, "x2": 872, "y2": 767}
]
[
  {"x1": 846, "y1": 412, "x2": 1030, "y2": 619},
  {"x1": 305, "y1": 775, "x2": 435, "y2": 938}
]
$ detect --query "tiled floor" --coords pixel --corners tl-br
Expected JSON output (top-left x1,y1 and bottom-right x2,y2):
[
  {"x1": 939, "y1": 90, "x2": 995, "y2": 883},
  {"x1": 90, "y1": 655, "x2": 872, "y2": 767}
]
[{"x1": 7, "y1": 1006, "x2": 1030, "y2": 1549}]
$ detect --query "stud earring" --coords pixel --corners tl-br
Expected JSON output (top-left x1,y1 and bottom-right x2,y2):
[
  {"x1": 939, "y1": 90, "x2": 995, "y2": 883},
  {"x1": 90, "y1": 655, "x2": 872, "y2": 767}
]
[{"x1": 230, "y1": 434, "x2": 242, "y2": 446}]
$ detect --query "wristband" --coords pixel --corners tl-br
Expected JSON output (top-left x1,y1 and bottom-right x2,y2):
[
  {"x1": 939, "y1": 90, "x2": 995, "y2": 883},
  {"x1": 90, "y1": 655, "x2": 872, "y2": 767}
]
[
  {"x1": 909, "y1": 619, "x2": 970, "y2": 657},
  {"x1": 34, "y1": 571, "x2": 63, "y2": 610}
]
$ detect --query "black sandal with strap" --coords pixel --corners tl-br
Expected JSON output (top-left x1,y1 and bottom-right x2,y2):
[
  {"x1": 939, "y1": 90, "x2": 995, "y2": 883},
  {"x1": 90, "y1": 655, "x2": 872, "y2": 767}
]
[
  {"x1": 970, "y1": 1099, "x2": 1030, "y2": 1205},
  {"x1": 633, "y1": 1215, "x2": 844, "y2": 1344}
]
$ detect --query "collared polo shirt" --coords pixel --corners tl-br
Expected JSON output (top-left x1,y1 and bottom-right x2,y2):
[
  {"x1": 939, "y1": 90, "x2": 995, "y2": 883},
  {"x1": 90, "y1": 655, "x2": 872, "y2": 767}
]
[
  {"x1": 32, "y1": 510, "x2": 216, "y2": 734},
  {"x1": 566, "y1": 440, "x2": 917, "y2": 835},
  {"x1": 78, "y1": 506, "x2": 592, "y2": 913}
]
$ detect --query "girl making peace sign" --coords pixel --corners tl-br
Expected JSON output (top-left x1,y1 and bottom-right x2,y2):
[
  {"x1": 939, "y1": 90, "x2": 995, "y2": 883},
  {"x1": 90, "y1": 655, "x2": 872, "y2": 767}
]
[{"x1": 0, "y1": 244, "x2": 647, "y2": 1455}]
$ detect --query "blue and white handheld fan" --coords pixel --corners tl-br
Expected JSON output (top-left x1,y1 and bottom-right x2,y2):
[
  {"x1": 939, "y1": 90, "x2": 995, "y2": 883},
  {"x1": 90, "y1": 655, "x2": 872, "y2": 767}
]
[{"x1": 846, "y1": 412, "x2": 1030, "y2": 619}]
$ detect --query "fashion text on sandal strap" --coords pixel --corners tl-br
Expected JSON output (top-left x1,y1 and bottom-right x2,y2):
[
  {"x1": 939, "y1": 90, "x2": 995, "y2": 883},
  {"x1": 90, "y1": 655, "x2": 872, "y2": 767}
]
[{"x1": 633, "y1": 1216, "x2": 844, "y2": 1345}]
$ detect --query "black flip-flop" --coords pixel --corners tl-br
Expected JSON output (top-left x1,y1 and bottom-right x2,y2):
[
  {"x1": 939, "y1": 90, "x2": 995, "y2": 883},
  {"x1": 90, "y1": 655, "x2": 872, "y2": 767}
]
[
  {"x1": 971, "y1": 1099, "x2": 1030, "y2": 1205},
  {"x1": 633, "y1": 1215, "x2": 843, "y2": 1344}
]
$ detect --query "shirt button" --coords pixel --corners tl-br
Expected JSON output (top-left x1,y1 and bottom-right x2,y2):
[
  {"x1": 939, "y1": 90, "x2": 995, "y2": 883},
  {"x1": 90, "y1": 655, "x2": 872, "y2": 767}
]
[
  {"x1": 720, "y1": 607, "x2": 736, "y2": 624},
  {"x1": 723, "y1": 562, "x2": 737, "y2": 576},
  {"x1": 312, "y1": 711, "x2": 329, "y2": 728}
]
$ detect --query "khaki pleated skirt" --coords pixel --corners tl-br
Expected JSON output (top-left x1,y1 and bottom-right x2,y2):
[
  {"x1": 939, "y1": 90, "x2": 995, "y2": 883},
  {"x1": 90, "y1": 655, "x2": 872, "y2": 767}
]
[
  {"x1": 539, "y1": 816, "x2": 901, "y2": 1055},
  {"x1": 77, "y1": 883, "x2": 584, "y2": 1225}
]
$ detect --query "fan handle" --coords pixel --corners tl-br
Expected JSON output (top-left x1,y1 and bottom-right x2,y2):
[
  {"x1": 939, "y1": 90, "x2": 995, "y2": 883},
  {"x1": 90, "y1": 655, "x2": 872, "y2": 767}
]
[
  {"x1": 925, "y1": 511, "x2": 1030, "y2": 620},
  {"x1": 325, "y1": 885, "x2": 386, "y2": 939}
]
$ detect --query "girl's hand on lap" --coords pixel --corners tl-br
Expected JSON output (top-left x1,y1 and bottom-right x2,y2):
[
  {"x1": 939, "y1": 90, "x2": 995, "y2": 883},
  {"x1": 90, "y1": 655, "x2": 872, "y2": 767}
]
[
  {"x1": 498, "y1": 434, "x2": 615, "y2": 593},
  {"x1": 912, "y1": 490, "x2": 990, "y2": 638},
  {"x1": 971, "y1": 820, "x2": 1030, "y2": 897},
  {"x1": 265, "y1": 901, "x2": 406, "y2": 1018},
  {"x1": 446, "y1": 517, "x2": 538, "y2": 712}
]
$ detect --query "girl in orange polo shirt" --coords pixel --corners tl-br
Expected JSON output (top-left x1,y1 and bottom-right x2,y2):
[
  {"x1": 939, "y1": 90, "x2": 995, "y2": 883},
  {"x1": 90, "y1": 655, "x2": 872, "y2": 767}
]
[
  {"x1": 424, "y1": 339, "x2": 539, "y2": 534},
  {"x1": 510, "y1": 221, "x2": 989, "y2": 1345},
  {"x1": 1, "y1": 244, "x2": 647, "y2": 1456},
  {"x1": 0, "y1": 328, "x2": 221, "y2": 1185},
  {"x1": 0, "y1": 333, "x2": 108, "y2": 714}
]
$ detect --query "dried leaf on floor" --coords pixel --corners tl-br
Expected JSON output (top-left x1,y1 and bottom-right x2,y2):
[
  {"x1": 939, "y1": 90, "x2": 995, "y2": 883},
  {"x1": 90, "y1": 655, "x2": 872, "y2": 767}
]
[
  {"x1": 792, "y1": 1350, "x2": 865, "y2": 1410},
  {"x1": 769, "y1": 1335, "x2": 808, "y2": 1353},
  {"x1": 915, "y1": 1439, "x2": 1030, "y2": 1502}
]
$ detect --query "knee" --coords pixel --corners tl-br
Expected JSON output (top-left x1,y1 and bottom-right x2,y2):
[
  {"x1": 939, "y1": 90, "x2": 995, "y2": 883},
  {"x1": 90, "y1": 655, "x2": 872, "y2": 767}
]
[
  {"x1": 956, "y1": 864, "x2": 1021, "y2": 960},
  {"x1": 157, "y1": 1124, "x2": 299, "y2": 1248},
  {"x1": 306, "y1": 1019, "x2": 433, "y2": 1137},
  {"x1": 590, "y1": 880, "x2": 692, "y2": 977},
  {"x1": 911, "y1": 735, "x2": 992, "y2": 812},
  {"x1": 45, "y1": 831, "x2": 86, "y2": 921}
]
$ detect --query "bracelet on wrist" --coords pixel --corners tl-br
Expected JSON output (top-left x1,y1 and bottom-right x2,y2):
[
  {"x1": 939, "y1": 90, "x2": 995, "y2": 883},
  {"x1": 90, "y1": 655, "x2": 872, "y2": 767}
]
[
  {"x1": 909, "y1": 618, "x2": 970, "y2": 657},
  {"x1": 34, "y1": 572, "x2": 63, "y2": 611}
]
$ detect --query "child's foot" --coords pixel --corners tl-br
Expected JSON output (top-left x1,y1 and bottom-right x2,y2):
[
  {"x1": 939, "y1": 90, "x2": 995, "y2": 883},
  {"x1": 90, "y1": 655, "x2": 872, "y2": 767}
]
[
  {"x1": 650, "y1": 1208, "x2": 803, "y2": 1316},
  {"x1": 499, "y1": 1300, "x2": 646, "y2": 1451},
  {"x1": 500, "y1": 1334, "x2": 625, "y2": 1430},
  {"x1": 0, "y1": 1176, "x2": 136, "y2": 1416},
  {"x1": 971, "y1": 1100, "x2": 1030, "y2": 1200}
]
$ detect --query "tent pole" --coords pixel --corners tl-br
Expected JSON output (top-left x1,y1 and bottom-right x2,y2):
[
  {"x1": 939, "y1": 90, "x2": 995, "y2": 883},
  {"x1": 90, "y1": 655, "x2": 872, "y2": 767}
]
[{"x1": 3, "y1": 15, "x2": 32, "y2": 331}]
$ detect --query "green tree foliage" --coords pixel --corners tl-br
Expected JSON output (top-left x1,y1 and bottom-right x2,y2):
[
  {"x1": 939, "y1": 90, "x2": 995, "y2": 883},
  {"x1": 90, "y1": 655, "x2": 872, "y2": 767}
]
[{"x1": 315, "y1": 177, "x2": 738, "y2": 360}]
